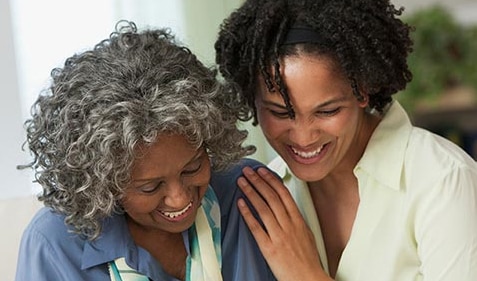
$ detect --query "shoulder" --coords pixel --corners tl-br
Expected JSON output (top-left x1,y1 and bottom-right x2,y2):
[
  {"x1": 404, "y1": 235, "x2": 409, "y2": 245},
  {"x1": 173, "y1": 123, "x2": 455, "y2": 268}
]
[
  {"x1": 19, "y1": 207, "x2": 87, "y2": 256},
  {"x1": 402, "y1": 127, "x2": 477, "y2": 198},
  {"x1": 16, "y1": 207, "x2": 91, "y2": 280},
  {"x1": 210, "y1": 158, "x2": 267, "y2": 217},
  {"x1": 210, "y1": 158, "x2": 266, "y2": 201},
  {"x1": 22, "y1": 207, "x2": 74, "y2": 242},
  {"x1": 212, "y1": 158, "x2": 266, "y2": 180},
  {"x1": 406, "y1": 127, "x2": 477, "y2": 175},
  {"x1": 210, "y1": 159, "x2": 277, "y2": 281}
]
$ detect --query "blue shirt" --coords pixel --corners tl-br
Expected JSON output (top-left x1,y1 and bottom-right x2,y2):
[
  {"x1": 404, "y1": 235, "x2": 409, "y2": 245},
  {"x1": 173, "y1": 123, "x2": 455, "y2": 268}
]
[
  {"x1": 15, "y1": 158, "x2": 276, "y2": 281},
  {"x1": 211, "y1": 158, "x2": 276, "y2": 281}
]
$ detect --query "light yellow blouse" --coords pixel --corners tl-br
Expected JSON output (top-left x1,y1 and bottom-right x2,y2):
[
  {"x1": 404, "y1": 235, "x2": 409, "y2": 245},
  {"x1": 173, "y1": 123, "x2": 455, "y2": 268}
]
[{"x1": 269, "y1": 101, "x2": 477, "y2": 281}]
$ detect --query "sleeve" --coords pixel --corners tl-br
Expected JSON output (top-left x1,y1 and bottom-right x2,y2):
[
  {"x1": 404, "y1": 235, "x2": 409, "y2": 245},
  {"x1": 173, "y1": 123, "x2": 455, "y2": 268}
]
[
  {"x1": 210, "y1": 158, "x2": 277, "y2": 281},
  {"x1": 415, "y1": 164, "x2": 477, "y2": 281}
]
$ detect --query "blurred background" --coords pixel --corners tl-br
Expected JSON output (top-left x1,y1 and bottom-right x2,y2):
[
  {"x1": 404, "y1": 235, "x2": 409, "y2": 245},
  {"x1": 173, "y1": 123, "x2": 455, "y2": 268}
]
[
  {"x1": 1, "y1": 0, "x2": 476, "y2": 279},
  {"x1": 1, "y1": 0, "x2": 477, "y2": 201}
]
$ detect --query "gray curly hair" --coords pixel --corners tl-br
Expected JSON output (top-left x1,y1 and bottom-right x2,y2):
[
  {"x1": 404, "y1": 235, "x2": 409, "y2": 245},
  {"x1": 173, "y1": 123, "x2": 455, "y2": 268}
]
[{"x1": 19, "y1": 20, "x2": 254, "y2": 239}]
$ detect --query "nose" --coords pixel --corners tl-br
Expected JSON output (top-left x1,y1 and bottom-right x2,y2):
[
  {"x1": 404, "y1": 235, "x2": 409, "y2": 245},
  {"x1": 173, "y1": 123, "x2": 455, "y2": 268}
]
[
  {"x1": 288, "y1": 117, "x2": 320, "y2": 147},
  {"x1": 163, "y1": 180, "x2": 190, "y2": 208}
]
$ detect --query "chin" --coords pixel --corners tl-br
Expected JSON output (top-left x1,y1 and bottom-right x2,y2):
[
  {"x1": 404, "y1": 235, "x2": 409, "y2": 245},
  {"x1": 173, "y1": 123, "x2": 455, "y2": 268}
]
[{"x1": 287, "y1": 162, "x2": 326, "y2": 183}]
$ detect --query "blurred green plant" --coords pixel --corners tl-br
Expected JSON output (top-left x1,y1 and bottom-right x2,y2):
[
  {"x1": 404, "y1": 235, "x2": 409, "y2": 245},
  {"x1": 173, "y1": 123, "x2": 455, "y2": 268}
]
[{"x1": 397, "y1": 6, "x2": 477, "y2": 114}]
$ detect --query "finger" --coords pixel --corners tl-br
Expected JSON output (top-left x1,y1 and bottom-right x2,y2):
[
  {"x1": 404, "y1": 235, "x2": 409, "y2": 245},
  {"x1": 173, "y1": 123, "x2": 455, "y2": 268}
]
[
  {"x1": 237, "y1": 175, "x2": 282, "y2": 233},
  {"x1": 241, "y1": 167, "x2": 291, "y2": 226},
  {"x1": 255, "y1": 167, "x2": 304, "y2": 220},
  {"x1": 236, "y1": 198, "x2": 273, "y2": 251}
]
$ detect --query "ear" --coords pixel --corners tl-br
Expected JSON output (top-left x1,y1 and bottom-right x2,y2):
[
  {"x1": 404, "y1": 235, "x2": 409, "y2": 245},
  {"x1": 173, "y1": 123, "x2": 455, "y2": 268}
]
[
  {"x1": 351, "y1": 79, "x2": 370, "y2": 108},
  {"x1": 356, "y1": 91, "x2": 370, "y2": 108}
]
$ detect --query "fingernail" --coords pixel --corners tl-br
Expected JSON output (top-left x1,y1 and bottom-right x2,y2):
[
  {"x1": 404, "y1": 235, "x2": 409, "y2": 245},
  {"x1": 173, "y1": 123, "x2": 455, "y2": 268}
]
[
  {"x1": 237, "y1": 176, "x2": 247, "y2": 186},
  {"x1": 242, "y1": 166, "x2": 254, "y2": 176},
  {"x1": 237, "y1": 198, "x2": 246, "y2": 208},
  {"x1": 257, "y1": 167, "x2": 268, "y2": 176}
]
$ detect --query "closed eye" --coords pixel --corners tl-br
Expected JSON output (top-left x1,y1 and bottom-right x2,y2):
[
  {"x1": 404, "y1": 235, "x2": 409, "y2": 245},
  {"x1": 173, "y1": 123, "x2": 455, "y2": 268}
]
[
  {"x1": 140, "y1": 181, "x2": 164, "y2": 194},
  {"x1": 269, "y1": 109, "x2": 290, "y2": 119},
  {"x1": 182, "y1": 159, "x2": 203, "y2": 176},
  {"x1": 317, "y1": 107, "x2": 341, "y2": 116},
  {"x1": 182, "y1": 162, "x2": 202, "y2": 176}
]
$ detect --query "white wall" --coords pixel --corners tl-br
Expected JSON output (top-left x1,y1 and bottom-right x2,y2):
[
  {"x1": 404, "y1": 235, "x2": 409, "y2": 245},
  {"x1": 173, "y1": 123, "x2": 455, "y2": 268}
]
[
  {"x1": 0, "y1": 0, "x2": 32, "y2": 199},
  {"x1": 1, "y1": 0, "x2": 245, "y2": 200}
]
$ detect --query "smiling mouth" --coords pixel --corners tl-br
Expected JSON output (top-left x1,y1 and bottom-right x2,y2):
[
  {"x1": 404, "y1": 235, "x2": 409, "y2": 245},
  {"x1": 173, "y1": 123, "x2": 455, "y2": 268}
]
[
  {"x1": 291, "y1": 144, "x2": 325, "y2": 159},
  {"x1": 160, "y1": 201, "x2": 193, "y2": 218}
]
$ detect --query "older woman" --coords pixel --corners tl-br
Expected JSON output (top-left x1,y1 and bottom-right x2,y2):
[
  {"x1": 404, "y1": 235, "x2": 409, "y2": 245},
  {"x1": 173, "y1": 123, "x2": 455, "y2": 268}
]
[{"x1": 15, "y1": 20, "x2": 270, "y2": 281}]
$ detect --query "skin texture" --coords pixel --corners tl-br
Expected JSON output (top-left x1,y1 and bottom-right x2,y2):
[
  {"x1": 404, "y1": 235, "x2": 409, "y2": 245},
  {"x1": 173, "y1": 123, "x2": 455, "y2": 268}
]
[
  {"x1": 237, "y1": 166, "x2": 326, "y2": 281},
  {"x1": 122, "y1": 134, "x2": 211, "y2": 279},
  {"x1": 19, "y1": 21, "x2": 253, "y2": 240},
  {"x1": 237, "y1": 53, "x2": 380, "y2": 280},
  {"x1": 123, "y1": 134, "x2": 210, "y2": 235},
  {"x1": 215, "y1": 0, "x2": 414, "y2": 279},
  {"x1": 255, "y1": 55, "x2": 373, "y2": 183},
  {"x1": 18, "y1": 20, "x2": 254, "y2": 281},
  {"x1": 215, "y1": 0, "x2": 413, "y2": 122}
]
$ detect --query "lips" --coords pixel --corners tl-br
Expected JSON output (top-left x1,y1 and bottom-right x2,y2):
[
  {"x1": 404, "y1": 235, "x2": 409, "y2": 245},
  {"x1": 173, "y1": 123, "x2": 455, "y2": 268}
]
[
  {"x1": 291, "y1": 144, "x2": 325, "y2": 159},
  {"x1": 159, "y1": 201, "x2": 193, "y2": 219}
]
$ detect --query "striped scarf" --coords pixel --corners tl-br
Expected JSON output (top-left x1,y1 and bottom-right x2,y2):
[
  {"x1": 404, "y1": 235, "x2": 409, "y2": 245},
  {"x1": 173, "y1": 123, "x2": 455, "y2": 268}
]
[{"x1": 109, "y1": 187, "x2": 222, "y2": 281}]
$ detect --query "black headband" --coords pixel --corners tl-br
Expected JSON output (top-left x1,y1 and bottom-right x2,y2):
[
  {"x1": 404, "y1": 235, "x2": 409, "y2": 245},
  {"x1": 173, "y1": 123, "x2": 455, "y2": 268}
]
[{"x1": 282, "y1": 25, "x2": 322, "y2": 45}]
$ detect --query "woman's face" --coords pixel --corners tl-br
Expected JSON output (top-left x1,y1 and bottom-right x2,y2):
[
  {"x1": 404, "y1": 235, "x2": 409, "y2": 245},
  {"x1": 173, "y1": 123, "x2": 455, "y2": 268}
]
[
  {"x1": 255, "y1": 54, "x2": 371, "y2": 182},
  {"x1": 122, "y1": 134, "x2": 210, "y2": 234}
]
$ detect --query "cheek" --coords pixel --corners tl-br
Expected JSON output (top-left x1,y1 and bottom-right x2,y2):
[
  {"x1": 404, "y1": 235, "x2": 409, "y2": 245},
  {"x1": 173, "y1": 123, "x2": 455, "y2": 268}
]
[
  {"x1": 122, "y1": 195, "x2": 159, "y2": 214},
  {"x1": 324, "y1": 117, "x2": 351, "y2": 136},
  {"x1": 257, "y1": 110, "x2": 287, "y2": 138},
  {"x1": 189, "y1": 166, "x2": 211, "y2": 198},
  {"x1": 326, "y1": 111, "x2": 361, "y2": 144}
]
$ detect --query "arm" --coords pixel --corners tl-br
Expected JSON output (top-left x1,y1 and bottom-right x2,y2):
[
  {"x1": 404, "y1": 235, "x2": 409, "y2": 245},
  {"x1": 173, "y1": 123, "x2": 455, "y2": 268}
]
[
  {"x1": 416, "y1": 165, "x2": 477, "y2": 280},
  {"x1": 237, "y1": 166, "x2": 333, "y2": 281},
  {"x1": 211, "y1": 158, "x2": 277, "y2": 281}
]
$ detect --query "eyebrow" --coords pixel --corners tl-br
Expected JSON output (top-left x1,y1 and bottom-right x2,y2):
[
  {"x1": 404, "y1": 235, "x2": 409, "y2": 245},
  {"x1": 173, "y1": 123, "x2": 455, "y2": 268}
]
[
  {"x1": 260, "y1": 96, "x2": 349, "y2": 110},
  {"x1": 132, "y1": 149, "x2": 204, "y2": 183}
]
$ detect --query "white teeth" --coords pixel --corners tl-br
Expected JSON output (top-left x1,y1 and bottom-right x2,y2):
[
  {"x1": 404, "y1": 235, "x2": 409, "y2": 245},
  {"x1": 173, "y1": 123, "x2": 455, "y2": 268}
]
[
  {"x1": 161, "y1": 201, "x2": 192, "y2": 218},
  {"x1": 291, "y1": 145, "x2": 324, "y2": 159}
]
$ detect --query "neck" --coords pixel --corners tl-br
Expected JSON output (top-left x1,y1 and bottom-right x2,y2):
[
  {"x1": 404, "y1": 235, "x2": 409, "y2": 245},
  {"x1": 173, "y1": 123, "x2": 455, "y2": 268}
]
[{"x1": 126, "y1": 215, "x2": 187, "y2": 280}]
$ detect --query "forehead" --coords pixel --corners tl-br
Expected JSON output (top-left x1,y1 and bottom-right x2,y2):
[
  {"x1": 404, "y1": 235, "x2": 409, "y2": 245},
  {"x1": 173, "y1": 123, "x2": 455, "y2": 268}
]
[
  {"x1": 281, "y1": 54, "x2": 338, "y2": 80},
  {"x1": 257, "y1": 54, "x2": 351, "y2": 103},
  {"x1": 130, "y1": 134, "x2": 200, "y2": 177}
]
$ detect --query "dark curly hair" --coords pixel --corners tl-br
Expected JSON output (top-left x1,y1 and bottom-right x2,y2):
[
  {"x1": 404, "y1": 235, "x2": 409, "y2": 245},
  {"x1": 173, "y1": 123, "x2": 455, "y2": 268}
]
[
  {"x1": 215, "y1": 0, "x2": 414, "y2": 123},
  {"x1": 19, "y1": 20, "x2": 254, "y2": 239}
]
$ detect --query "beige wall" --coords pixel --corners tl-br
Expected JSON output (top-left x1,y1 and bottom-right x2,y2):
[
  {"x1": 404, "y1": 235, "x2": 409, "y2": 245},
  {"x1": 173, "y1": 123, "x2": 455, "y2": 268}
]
[
  {"x1": 180, "y1": 0, "x2": 278, "y2": 162},
  {"x1": 182, "y1": 0, "x2": 244, "y2": 66}
]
